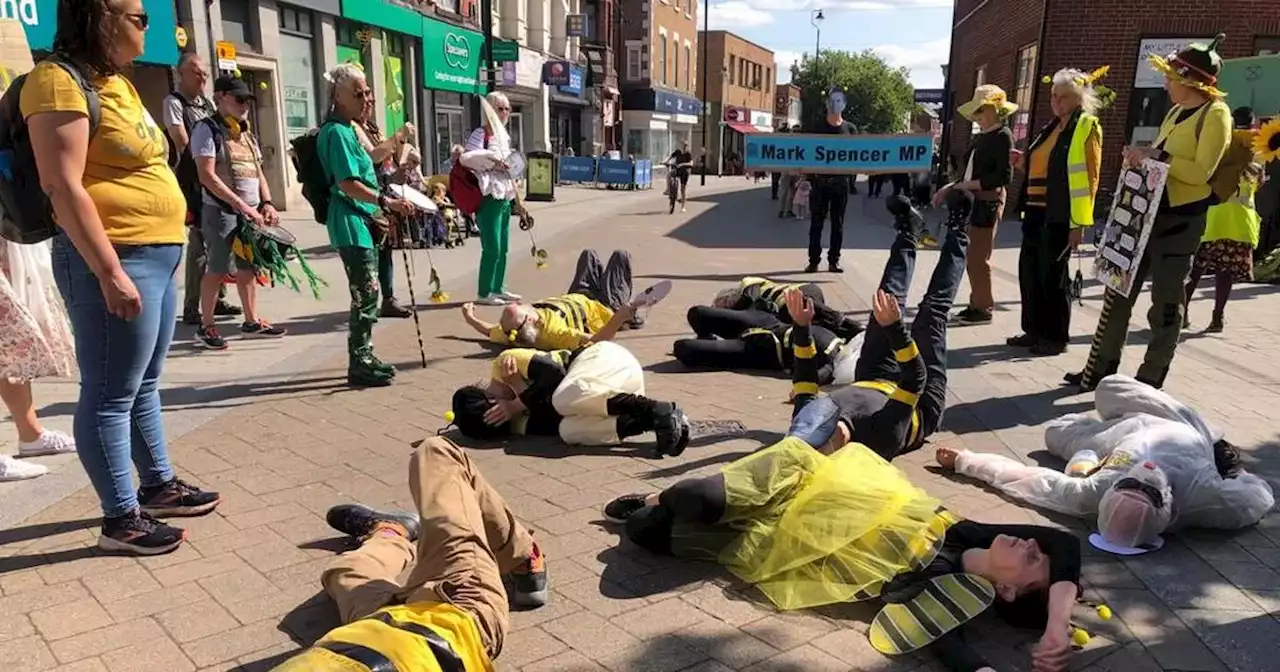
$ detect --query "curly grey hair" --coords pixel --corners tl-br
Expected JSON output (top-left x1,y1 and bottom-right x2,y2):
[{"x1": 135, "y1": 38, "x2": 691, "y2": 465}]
[
  {"x1": 1050, "y1": 68, "x2": 1100, "y2": 116},
  {"x1": 325, "y1": 63, "x2": 366, "y2": 112}
]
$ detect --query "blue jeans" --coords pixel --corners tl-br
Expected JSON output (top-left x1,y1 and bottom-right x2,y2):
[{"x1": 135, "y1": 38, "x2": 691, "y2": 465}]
[
  {"x1": 51, "y1": 236, "x2": 180, "y2": 518},
  {"x1": 787, "y1": 395, "x2": 843, "y2": 448}
]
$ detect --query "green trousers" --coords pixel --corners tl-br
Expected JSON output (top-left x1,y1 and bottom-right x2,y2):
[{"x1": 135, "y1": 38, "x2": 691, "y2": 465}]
[
  {"x1": 338, "y1": 246, "x2": 380, "y2": 363},
  {"x1": 476, "y1": 196, "x2": 512, "y2": 297},
  {"x1": 1081, "y1": 210, "x2": 1206, "y2": 388}
]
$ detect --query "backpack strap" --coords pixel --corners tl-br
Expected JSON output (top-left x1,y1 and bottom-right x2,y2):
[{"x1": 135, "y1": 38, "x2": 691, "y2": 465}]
[{"x1": 45, "y1": 56, "x2": 100, "y2": 135}]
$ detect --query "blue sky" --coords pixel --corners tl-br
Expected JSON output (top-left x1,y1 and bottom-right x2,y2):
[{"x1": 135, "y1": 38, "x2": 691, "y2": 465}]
[{"x1": 704, "y1": 0, "x2": 953, "y2": 90}]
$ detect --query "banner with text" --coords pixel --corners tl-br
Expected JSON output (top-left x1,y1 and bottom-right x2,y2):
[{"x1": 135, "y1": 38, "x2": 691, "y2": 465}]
[
  {"x1": 743, "y1": 133, "x2": 934, "y2": 174},
  {"x1": 1094, "y1": 159, "x2": 1169, "y2": 297}
]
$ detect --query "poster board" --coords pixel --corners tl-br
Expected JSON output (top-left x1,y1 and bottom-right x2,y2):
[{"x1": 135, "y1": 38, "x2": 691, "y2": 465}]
[
  {"x1": 1219, "y1": 54, "x2": 1280, "y2": 119},
  {"x1": 743, "y1": 133, "x2": 934, "y2": 174},
  {"x1": 1093, "y1": 158, "x2": 1169, "y2": 297},
  {"x1": 0, "y1": 19, "x2": 35, "y2": 95}
]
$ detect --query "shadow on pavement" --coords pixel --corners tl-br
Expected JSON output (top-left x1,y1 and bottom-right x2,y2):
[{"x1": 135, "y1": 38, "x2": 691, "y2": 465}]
[
  {"x1": 943, "y1": 387, "x2": 1093, "y2": 435},
  {"x1": 39, "y1": 375, "x2": 352, "y2": 417}
]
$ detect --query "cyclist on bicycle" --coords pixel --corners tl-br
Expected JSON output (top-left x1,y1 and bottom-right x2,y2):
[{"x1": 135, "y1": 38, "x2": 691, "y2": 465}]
[{"x1": 666, "y1": 141, "x2": 694, "y2": 212}]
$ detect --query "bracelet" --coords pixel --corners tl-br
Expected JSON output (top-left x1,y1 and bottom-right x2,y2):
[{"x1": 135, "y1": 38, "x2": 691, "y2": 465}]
[{"x1": 258, "y1": 200, "x2": 274, "y2": 211}]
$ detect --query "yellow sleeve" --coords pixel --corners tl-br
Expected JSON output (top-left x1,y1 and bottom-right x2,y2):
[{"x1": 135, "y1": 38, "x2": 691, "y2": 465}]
[
  {"x1": 491, "y1": 349, "x2": 539, "y2": 380},
  {"x1": 1168, "y1": 103, "x2": 1231, "y2": 187},
  {"x1": 540, "y1": 321, "x2": 589, "y2": 350},
  {"x1": 19, "y1": 62, "x2": 91, "y2": 118},
  {"x1": 488, "y1": 325, "x2": 511, "y2": 345},
  {"x1": 1085, "y1": 126, "x2": 1102, "y2": 202}
]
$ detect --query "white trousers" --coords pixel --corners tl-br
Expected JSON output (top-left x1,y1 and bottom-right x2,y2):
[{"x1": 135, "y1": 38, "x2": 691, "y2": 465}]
[{"x1": 551, "y1": 341, "x2": 645, "y2": 445}]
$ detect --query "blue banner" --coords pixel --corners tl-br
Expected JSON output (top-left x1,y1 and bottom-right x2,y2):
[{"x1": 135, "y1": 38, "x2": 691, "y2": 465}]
[
  {"x1": 596, "y1": 159, "x2": 634, "y2": 185},
  {"x1": 634, "y1": 160, "x2": 652, "y2": 188},
  {"x1": 744, "y1": 133, "x2": 934, "y2": 174},
  {"x1": 557, "y1": 65, "x2": 584, "y2": 96},
  {"x1": 10, "y1": 0, "x2": 180, "y2": 66},
  {"x1": 558, "y1": 156, "x2": 595, "y2": 182}
]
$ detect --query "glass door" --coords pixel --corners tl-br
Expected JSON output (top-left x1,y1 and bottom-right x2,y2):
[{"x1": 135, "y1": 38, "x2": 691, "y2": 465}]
[{"x1": 435, "y1": 108, "x2": 465, "y2": 173}]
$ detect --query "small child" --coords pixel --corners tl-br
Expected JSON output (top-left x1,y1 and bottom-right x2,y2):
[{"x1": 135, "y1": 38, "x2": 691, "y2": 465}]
[{"x1": 792, "y1": 178, "x2": 812, "y2": 220}]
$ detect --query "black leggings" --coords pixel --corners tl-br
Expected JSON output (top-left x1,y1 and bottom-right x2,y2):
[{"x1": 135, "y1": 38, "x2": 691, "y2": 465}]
[
  {"x1": 626, "y1": 474, "x2": 727, "y2": 555},
  {"x1": 674, "y1": 307, "x2": 783, "y2": 370}
]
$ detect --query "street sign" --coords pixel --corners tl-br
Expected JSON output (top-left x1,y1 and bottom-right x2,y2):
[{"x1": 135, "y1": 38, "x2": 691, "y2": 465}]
[
  {"x1": 491, "y1": 39, "x2": 519, "y2": 63},
  {"x1": 565, "y1": 14, "x2": 588, "y2": 38},
  {"x1": 913, "y1": 88, "x2": 944, "y2": 104},
  {"x1": 216, "y1": 41, "x2": 237, "y2": 71}
]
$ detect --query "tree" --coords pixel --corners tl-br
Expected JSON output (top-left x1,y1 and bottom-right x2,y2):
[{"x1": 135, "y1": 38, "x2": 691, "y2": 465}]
[{"x1": 792, "y1": 50, "x2": 915, "y2": 133}]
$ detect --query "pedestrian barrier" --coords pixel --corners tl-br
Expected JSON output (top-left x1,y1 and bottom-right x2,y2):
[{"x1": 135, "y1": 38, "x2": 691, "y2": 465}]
[{"x1": 558, "y1": 156, "x2": 597, "y2": 184}]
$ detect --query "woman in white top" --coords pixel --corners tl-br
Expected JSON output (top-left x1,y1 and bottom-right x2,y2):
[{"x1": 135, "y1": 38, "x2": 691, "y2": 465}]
[{"x1": 462, "y1": 92, "x2": 520, "y2": 305}]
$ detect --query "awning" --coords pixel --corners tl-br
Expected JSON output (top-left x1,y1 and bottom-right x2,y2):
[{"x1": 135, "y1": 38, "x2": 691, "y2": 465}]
[
  {"x1": 753, "y1": 125, "x2": 774, "y2": 133},
  {"x1": 725, "y1": 121, "x2": 757, "y2": 135}
]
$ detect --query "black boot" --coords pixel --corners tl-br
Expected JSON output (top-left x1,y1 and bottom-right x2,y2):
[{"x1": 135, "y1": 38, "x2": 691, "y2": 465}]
[
  {"x1": 886, "y1": 194, "x2": 924, "y2": 238},
  {"x1": 651, "y1": 402, "x2": 691, "y2": 458},
  {"x1": 616, "y1": 414, "x2": 651, "y2": 439},
  {"x1": 943, "y1": 189, "x2": 973, "y2": 231},
  {"x1": 607, "y1": 395, "x2": 690, "y2": 458}
]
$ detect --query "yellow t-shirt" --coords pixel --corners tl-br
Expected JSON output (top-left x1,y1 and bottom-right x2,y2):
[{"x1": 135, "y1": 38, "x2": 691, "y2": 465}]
[
  {"x1": 486, "y1": 294, "x2": 614, "y2": 351},
  {"x1": 19, "y1": 62, "x2": 186, "y2": 244}
]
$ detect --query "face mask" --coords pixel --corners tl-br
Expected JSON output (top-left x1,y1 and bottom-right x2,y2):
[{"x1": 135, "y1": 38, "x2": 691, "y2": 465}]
[{"x1": 827, "y1": 90, "x2": 846, "y2": 116}]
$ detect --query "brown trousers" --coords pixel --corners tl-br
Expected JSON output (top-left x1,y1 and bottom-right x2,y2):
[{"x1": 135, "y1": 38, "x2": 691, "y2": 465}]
[
  {"x1": 320, "y1": 437, "x2": 535, "y2": 659},
  {"x1": 964, "y1": 192, "x2": 1006, "y2": 311}
]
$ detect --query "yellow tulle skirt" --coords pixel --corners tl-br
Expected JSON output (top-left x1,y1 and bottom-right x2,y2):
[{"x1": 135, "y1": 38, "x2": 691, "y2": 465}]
[{"x1": 673, "y1": 438, "x2": 957, "y2": 611}]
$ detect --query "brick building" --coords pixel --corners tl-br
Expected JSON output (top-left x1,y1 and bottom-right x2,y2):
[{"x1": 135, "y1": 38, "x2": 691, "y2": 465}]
[
  {"x1": 695, "y1": 30, "x2": 776, "y2": 174},
  {"x1": 945, "y1": 0, "x2": 1280, "y2": 199},
  {"x1": 619, "y1": 0, "x2": 703, "y2": 161},
  {"x1": 775, "y1": 82, "x2": 803, "y2": 130}
]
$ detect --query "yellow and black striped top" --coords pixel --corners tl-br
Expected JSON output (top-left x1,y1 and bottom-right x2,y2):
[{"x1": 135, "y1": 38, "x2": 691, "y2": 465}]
[
  {"x1": 487, "y1": 293, "x2": 613, "y2": 351},
  {"x1": 734, "y1": 276, "x2": 808, "y2": 313}
]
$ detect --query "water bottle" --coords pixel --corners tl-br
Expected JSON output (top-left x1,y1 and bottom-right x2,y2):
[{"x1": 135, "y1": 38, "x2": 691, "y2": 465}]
[{"x1": 1065, "y1": 450, "x2": 1100, "y2": 478}]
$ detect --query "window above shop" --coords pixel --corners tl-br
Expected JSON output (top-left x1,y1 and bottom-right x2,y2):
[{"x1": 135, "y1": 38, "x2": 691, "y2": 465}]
[
  {"x1": 278, "y1": 5, "x2": 314, "y2": 38},
  {"x1": 384, "y1": 31, "x2": 407, "y2": 57},
  {"x1": 221, "y1": 0, "x2": 259, "y2": 52}
]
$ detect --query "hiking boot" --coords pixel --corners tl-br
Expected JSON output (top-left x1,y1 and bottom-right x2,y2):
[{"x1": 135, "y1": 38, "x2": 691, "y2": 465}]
[
  {"x1": 505, "y1": 541, "x2": 549, "y2": 609},
  {"x1": 886, "y1": 195, "x2": 924, "y2": 237},
  {"x1": 369, "y1": 355, "x2": 397, "y2": 377},
  {"x1": 326, "y1": 504, "x2": 420, "y2": 541},
  {"x1": 380, "y1": 298, "x2": 413, "y2": 318},
  {"x1": 139, "y1": 478, "x2": 221, "y2": 517},
  {"x1": 99, "y1": 510, "x2": 186, "y2": 555},
  {"x1": 214, "y1": 300, "x2": 243, "y2": 317},
  {"x1": 349, "y1": 359, "x2": 395, "y2": 388},
  {"x1": 241, "y1": 320, "x2": 287, "y2": 338},
  {"x1": 953, "y1": 307, "x2": 992, "y2": 326},
  {"x1": 652, "y1": 402, "x2": 691, "y2": 458},
  {"x1": 195, "y1": 325, "x2": 228, "y2": 350},
  {"x1": 602, "y1": 494, "x2": 649, "y2": 523},
  {"x1": 1006, "y1": 334, "x2": 1037, "y2": 347}
]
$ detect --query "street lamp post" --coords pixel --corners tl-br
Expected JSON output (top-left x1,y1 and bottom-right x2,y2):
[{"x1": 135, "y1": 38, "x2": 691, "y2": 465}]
[
  {"x1": 811, "y1": 9, "x2": 824, "y2": 57},
  {"x1": 700, "y1": 0, "x2": 710, "y2": 185}
]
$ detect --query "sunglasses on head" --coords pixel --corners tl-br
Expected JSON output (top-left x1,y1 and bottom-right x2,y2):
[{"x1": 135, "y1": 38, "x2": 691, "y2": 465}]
[
  {"x1": 1114, "y1": 477, "x2": 1165, "y2": 510},
  {"x1": 119, "y1": 11, "x2": 149, "y2": 29}
]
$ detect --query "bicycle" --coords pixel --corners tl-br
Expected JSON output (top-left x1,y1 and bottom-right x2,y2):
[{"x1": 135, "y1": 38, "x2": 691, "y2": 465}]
[{"x1": 663, "y1": 159, "x2": 693, "y2": 214}]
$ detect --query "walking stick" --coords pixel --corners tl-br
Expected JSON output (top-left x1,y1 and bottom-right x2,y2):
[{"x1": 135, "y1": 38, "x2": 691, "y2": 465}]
[{"x1": 394, "y1": 214, "x2": 428, "y2": 368}]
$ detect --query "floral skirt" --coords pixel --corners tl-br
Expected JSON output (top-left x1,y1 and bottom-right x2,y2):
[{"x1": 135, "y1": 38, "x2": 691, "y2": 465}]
[
  {"x1": 0, "y1": 240, "x2": 76, "y2": 383},
  {"x1": 1192, "y1": 239, "x2": 1254, "y2": 282}
]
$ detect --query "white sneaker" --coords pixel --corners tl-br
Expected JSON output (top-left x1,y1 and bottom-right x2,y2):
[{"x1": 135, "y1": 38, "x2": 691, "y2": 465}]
[
  {"x1": 17, "y1": 430, "x2": 76, "y2": 458},
  {"x1": 0, "y1": 455, "x2": 48, "y2": 481},
  {"x1": 631, "y1": 280, "x2": 673, "y2": 310},
  {"x1": 495, "y1": 291, "x2": 522, "y2": 301},
  {"x1": 476, "y1": 294, "x2": 508, "y2": 306}
]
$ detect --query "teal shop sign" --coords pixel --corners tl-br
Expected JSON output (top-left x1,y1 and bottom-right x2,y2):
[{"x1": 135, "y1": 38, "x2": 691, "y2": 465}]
[
  {"x1": 420, "y1": 17, "x2": 485, "y2": 94},
  {"x1": 340, "y1": 0, "x2": 421, "y2": 35},
  {"x1": 1, "y1": 0, "x2": 179, "y2": 66}
]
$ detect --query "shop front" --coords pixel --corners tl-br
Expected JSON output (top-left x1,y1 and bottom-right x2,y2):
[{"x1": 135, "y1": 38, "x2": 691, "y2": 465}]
[
  {"x1": 337, "y1": 1, "x2": 421, "y2": 140},
  {"x1": 419, "y1": 16, "x2": 486, "y2": 172},
  {"x1": 499, "y1": 47, "x2": 550, "y2": 153},
  {"x1": 550, "y1": 64, "x2": 589, "y2": 156},
  {"x1": 621, "y1": 87, "x2": 701, "y2": 164},
  {"x1": 278, "y1": 4, "x2": 323, "y2": 143},
  {"x1": 717, "y1": 106, "x2": 772, "y2": 175}
]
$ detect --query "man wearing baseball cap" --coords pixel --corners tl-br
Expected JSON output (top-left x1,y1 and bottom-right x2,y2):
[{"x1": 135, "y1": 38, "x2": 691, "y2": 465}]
[{"x1": 191, "y1": 75, "x2": 286, "y2": 350}]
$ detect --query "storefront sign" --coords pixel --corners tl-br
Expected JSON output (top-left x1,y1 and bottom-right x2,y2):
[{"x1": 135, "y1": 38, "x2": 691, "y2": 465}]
[
  {"x1": 565, "y1": 14, "x2": 588, "y2": 38},
  {"x1": 913, "y1": 88, "x2": 945, "y2": 104},
  {"x1": 1134, "y1": 37, "x2": 1212, "y2": 88},
  {"x1": 492, "y1": 39, "x2": 519, "y2": 63},
  {"x1": 556, "y1": 64, "x2": 585, "y2": 96},
  {"x1": 501, "y1": 47, "x2": 545, "y2": 89},
  {"x1": 216, "y1": 41, "x2": 237, "y2": 72},
  {"x1": 341, "y1": 0, "x2": 424, "y2": 34},
  {"x1": 743, "y1": 133, "x2": 934, "y2": 174},
  {"x1": 542, "y1": 60, "x2": 572, "y2": 87},
  {"x1": 1094, "y1": 159, "x2": 1168, "y2": 297},
  {"x1": 421, "y1": 17, "x2": 485, "y2": 94},
  {"x1": 653, "y1": 89, "x2": 701, "y2": 116},
  {"x1": 750, "y1": 110, "x2": 772, "y2": 130},
  {"x1": 3, "y1": 0, "x2": 179, "y2": 65}
]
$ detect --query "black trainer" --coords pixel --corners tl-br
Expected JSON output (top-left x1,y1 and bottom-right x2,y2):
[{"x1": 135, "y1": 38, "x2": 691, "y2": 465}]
[
  {"x1": 504, "y1": 540, "x2": 549, "y2": 610},
  {"x1": 652, "y1": 403, "x2": 691, "y2": 458},
  {"x1": 828, "y1": 262, "x2": 844, "y2": 274},
  {"x1": 1006, "y1": 334, "x2": 1037, "y2": 347},
  {"x1": 953, "y1": 307, "x2": 993, "y2": 326},
  {"x1": 139, "y1": 478, "x2": 221, "y2": 517},
  {"x1": 99, "y1": 510, "x2": 186, "y2": 555},
  {"x1": 804, "y1": 262, "x2": 819, "y2": 273},
  {"x1": 886, "y1": 194, "x2": 924, "y2": 236},
  {"x1": 195, "y1": 325, "x2": 228, "y2": 350},
  {"x1": 602, "y1": 494, "x2": 649, "y2": 523},
  {"x1": 214, "y1": 300, "x2": 243, "y2": 317},
  {"x1": 326, "y1": 504, "x2": 421, "y2": 541}
]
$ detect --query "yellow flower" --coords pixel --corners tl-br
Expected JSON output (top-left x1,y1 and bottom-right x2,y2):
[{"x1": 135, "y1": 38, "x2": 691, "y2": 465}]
[
  {"x1": 430, "y1": 291, "x2": 450, "y2": 304},
  {"x1": 1254, "y1": 118, "x2": 1280, "y2": 164}
]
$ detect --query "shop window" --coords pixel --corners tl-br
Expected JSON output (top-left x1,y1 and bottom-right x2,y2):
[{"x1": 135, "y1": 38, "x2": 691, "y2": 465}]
[
  {"x1": 765, "y1": 67, "x2": 771, "y2": 93},
  {"x1": 659, "y1": 35, "x2": 668, "y2": 85},
  {"x1": 974, "y1": 65, "x2": 986, "y2": 87},
  {"x1": 436, "y1": 108, "x2": 466, "y2": 172},
  {"x1": 1011, "y1": 43, "x2": 1037, "y2": 148},
  {"x1": 436, "y1": 0, "x2": 460, "y2": 13},
  {"x1": 278, "y1": 5, "x2": 313, "y2": 36},
  {"x1": 221, "y1": 0, "x2": 258, "y2": 51},
  {"x1": 685, "y1": 45, "x2": 691, "y2": 90},
  {"x1": 627, "y1": 44, "x2": 642, "y2": 81},
  {"x1": 1258, "y1": 36, "x2": 1280, "y2": 55},
  {"x1": 728, "y1": 55, "x2": 735, "y2": 85}
]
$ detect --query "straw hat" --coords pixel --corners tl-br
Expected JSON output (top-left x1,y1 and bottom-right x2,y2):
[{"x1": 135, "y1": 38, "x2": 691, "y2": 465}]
[
  {"x1": 1147, "y1": 33, "x2": 1227, "y2": 99},
  {"x1": 956, "y1": 84, "x2": 1018, "y2": 121}
]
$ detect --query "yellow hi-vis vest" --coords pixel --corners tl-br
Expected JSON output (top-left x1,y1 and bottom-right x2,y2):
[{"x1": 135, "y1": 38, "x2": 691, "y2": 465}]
[
  {"x1": 1204, "y1": 176, "x2": 1261, "y2": 247},
  {"x1": 1066, "y1": 113, "x2": 1100, "y2": 228}
]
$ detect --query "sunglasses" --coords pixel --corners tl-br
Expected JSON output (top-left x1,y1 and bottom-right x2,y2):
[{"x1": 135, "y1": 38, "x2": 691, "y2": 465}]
[
  {"x1": 233, "y1": 95, "x2": 253, "y2": 104},
  {"x1": 1113, "y1": 477, "x2": 1165, "y2": 510},
  {"x1": 119, "y1": 11, "x2": 150, "y2": 29},
  {"x1": 496, "y1": 106, "x2": 512, "y2": 112}
]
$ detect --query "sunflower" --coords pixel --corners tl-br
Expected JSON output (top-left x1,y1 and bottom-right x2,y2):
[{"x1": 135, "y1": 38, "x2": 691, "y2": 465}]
[{"x1": 1254, "y1": 118, "x2": 1280, "y2": 164}]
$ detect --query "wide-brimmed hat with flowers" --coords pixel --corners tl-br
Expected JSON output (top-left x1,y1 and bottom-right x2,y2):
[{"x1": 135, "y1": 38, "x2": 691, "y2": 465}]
[
  {"x1": 1148, "y1": 33, "x2": 1227, "y2": 99},
  {"x1": 956, "y1": 84, "x2": 1018, "y2": 121}
]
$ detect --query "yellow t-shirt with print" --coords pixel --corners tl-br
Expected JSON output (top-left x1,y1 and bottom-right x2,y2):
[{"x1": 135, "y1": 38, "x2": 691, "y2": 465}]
[
  {"x1": 20, "y1": 62, "x2": 186, "y2": 245},
  {"x1": 486, "y1": 294, "x2": 614, "y2": 350}
]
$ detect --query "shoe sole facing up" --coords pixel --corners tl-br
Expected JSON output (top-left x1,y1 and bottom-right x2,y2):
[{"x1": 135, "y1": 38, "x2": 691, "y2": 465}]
[
  {"x1": 98, "y1": 534, "x2": 184, "y2": 555},
  {"x1": 140, "y1": 499, "x2": 221, "y2": 518}
]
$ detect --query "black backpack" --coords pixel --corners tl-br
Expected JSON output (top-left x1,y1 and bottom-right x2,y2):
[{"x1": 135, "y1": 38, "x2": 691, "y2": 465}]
[
  {"x1": 165, "y1": 91, "x2": 213, "y2": 216},
  {"x1": 290, "y1": 119, "x2": 340, "y2": 224},
  {"x1": 0, "y1": 56, "x2": 101, "y2": 243}
]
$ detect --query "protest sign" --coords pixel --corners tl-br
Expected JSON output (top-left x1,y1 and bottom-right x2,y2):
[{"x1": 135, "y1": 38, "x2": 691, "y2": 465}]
[
  {"x1": 743, "y1": 133, "x2": 933, "y2": 174},
  {"x1": 1093, "y1": 158, "x2": 1169, "y2": 297}
]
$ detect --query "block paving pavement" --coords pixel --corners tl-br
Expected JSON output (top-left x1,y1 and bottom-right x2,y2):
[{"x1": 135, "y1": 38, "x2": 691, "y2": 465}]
[{"x1": 3, "y1": 180, "x2": 1280, "y2": 671}]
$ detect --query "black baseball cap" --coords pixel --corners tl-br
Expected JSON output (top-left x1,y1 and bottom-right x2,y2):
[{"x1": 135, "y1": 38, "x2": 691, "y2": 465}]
[{"x1": 213, "y1": 75, "x2": 254, "y2": 99}]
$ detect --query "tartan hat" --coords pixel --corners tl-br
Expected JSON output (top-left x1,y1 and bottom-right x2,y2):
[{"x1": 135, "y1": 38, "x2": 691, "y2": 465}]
[{"x1": 1148, "y1": 33, "x2": 1227, "y2": 99}]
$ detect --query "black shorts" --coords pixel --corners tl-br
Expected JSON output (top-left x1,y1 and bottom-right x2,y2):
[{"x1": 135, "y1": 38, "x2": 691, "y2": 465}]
[
  {"x1": 969, "y1": 200, "x2": 1003, "y2": 228},
  {"x1": 678, "y1": 172, "x2": 690, "y2": 185}
]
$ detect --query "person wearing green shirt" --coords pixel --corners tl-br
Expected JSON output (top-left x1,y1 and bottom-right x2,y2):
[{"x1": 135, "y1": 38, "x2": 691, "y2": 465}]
[{"x1": 318, "y1": 64, "x2": 414, "y2": 388}]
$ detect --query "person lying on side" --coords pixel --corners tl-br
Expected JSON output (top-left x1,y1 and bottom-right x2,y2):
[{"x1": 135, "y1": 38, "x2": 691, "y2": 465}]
[{"x1": 710, "y1": 275, "x2": 864, "y2": 339}]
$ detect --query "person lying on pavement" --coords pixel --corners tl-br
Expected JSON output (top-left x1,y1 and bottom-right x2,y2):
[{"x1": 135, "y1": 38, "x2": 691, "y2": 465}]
[{"x1": 709, "y1": 275, "x2": 864, "y2": 339}]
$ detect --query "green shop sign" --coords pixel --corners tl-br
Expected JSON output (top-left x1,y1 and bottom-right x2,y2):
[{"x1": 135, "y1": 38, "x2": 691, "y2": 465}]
[
  {"x1": 420, "y1": 17, "x2": 485, "y2": 94},
  {"x1": 1, "y1": 0, "x2": 180, "y2": 66}
]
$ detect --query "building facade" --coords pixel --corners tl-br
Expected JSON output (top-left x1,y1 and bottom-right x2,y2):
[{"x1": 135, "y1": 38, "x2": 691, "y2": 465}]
[
  {"x1": 946, "y1": 0, "x2": 1280, "y2": 198},
  {"x1": 620, "y1": 0, "x2": 702, "y2": 162},
  {"x1": 694, "y1": 30, "x2": 775, "y2": 175},
  {"x1": 774, "y1": 82, "x2": 802, "y2": 130}
]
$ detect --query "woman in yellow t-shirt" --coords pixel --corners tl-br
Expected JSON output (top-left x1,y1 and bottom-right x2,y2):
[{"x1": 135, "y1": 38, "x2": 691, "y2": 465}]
[{"x1": 21, "y1": 0, "x2": 220, "y2": 555}]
